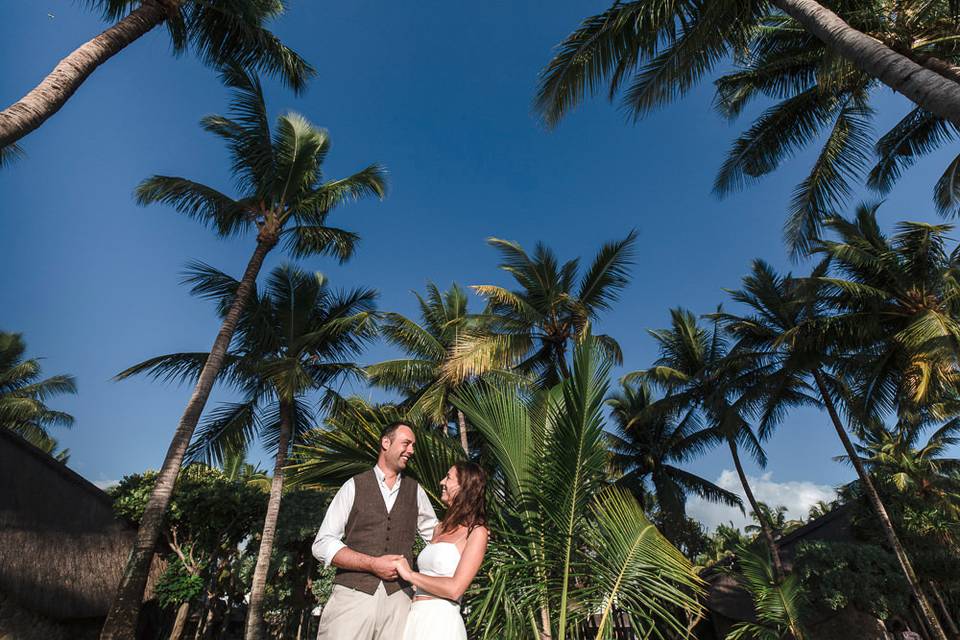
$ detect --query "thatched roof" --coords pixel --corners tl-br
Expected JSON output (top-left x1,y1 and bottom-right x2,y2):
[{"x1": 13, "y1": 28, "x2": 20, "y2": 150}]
[
  {"x1": 702, "y1": 505, "x2": 855, "y2": 622},
  {"x1": 0, "y1": 428, "x2": 161, "y2": 621}
]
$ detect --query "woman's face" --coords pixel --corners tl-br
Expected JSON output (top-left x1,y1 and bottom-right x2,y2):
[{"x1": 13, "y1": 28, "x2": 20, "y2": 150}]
[{"x1": 440, "y1": 466, "x2": 460, "y2": 506}]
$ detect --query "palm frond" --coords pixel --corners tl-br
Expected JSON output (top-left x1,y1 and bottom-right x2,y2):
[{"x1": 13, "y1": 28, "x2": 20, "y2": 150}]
[{"x1": 579, "y1": 487, "x2": 704, "y2": 639}]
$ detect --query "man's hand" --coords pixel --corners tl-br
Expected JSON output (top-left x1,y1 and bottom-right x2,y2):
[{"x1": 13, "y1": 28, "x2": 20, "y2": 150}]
[{"x1": 369, "y1": 554, "x2": 404, "y2": 580}]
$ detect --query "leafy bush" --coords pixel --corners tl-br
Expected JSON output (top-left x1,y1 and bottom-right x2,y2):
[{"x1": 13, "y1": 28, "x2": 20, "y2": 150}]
[{"x1": 794, "y1": 540, "x2": 910, "y2": 619}]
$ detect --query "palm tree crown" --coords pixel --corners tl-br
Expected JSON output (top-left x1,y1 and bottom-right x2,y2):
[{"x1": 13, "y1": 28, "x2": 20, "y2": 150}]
[
  {"x1": 0, "y1": 332, "x2": 76, "y2": 452},
  {"x1": 137, "y1": 65, "x2": 386, "y2": 262},
  {"x1": 606, "y1": 381, "x2": 742, "y2": 535},
  {"x1": 367, "y1": 283, "x2": 476, "y2": 424},
  {"x1": 446, "y1": 232, "x2": 636, "y2": 386}
]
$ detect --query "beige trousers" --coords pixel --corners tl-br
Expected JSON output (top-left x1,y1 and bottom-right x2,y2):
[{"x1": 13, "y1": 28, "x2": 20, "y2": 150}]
[{"x1": 316, "y1": 582, "x2": 411, "y2": 640}]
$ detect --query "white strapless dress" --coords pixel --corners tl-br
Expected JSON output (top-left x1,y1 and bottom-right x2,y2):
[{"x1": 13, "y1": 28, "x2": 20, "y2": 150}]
[{"x1": 402, "y1": 542, "x2": 467, "y2": 640}]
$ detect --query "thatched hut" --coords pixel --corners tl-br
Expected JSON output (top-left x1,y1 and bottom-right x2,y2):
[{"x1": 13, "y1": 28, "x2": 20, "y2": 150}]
[
  {"x1": 695, "y1": 506, "x2": 905, "y2": 640},
  {"x1": 0, "y1": 428, "x2": 161, "y2": 639}
]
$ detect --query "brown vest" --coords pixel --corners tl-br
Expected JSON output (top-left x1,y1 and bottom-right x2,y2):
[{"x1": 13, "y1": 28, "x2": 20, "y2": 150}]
[{"x1": 333, "y1": 468, "x2": 419, "y2": 595}]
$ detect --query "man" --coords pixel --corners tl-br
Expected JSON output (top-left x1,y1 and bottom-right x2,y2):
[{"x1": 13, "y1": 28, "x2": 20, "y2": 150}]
[{"x1": 312, "y1": 422, "x2": 438, "y2": 639}]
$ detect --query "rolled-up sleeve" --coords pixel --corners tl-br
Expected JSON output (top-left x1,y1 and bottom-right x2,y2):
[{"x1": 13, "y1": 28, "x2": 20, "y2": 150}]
[
  {"x1": 416, "y1": 485, "x2": 439, "y2": 542},
  {"x1": 311, "y1": 478, "x2": 355, "y2": 567}
]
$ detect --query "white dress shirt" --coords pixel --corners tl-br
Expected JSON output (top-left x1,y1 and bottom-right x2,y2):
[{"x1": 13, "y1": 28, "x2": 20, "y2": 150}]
[{"x1": 312, "y1": 465, "x2": 439, "y2": 567}]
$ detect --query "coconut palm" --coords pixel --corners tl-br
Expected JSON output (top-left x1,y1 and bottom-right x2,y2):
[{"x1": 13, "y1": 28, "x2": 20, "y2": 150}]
[
  {"x1": 850, "y1": 418, "x2": 960, "y2": 516},
  {"x1": 445, "y1": 232, "x2": 636, "y2": 387},
  {"x1": 537, "y1": 0, "x2": 960, "y2": 133},
  {"x1": 711, "y1": 3, "x2": 960, "y2": 254},
  {"x1": 716, "y1": 250, "x2": 951, "y2": 639},
  {"x1": 807, "y1": 499, "x2": 839, "y2": 520},
  {"x1": 816, "y1": 205, "x2": 960, "y2": 417},
  {"x1": 727, "y1": 545, "x2": 807, "y2": 640},
  {"x1": 455, "y1": 337, "x2": 703, "y2": 640},
  {"x1": 0, "y1": 0, "x2": 312, "y2": 155},
  {"x1": 0, "y1": 332, "x2": 76, "y2": 451},
  {"x1": 287, "y1": 396, "x2": 467, "y2": 506},
  {"x1": 104, "y1": 67, "x2": 386, "y2": 638},
  {"x1": 291, "y1": 339, "x2": 704, "y2": 640},
  {"x1": 118, "y1": 263, "x2": 377, "y2": 640},
  {"x1": 366, "y1": 282, "x2": 511, "y2": 454},
  {"x1": 606, "y1": 381, "x2": 743, "y2": 540},
  {"x1": 536, "y1": 1, "x2": 960, "y2": 255},
  {"x1": 627, "y1": 309, "x2": 789, "y2": 580}
]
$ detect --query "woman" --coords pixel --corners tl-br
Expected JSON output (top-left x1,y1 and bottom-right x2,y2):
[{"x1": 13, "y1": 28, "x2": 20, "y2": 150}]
[{"x1": 394, "y1": 461, "x2": 489, "y2": 640}]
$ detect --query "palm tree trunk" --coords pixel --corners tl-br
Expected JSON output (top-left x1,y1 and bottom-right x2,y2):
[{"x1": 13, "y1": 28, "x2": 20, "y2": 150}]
[
  {"x1": 245, "y1": 399, "x2": 294, "y2": 640},
  {"x1": 811, "y1": 369, "x2": 949, "y2": 640},
  {"x1": 770, "y1": 0, "x2": 960, "y2": 129},
  {"x1": 101, "y1": 237, "x2": 276, "y2": 640},
  {"x1": 0, "y1": 0, "x2": 169, "y2": 150},
  {"x1": 726, "y1": 438, "x2": 787, "y2": 582},
  {"x1": 456, "y1": 408, "x2": 470, "y2": 455},
  {"x1": 928, "y1": 581, "x2": 960, "y2": 637},
  {"x1": 170, "y1": 601, "x2": 191, "y2": 640}
]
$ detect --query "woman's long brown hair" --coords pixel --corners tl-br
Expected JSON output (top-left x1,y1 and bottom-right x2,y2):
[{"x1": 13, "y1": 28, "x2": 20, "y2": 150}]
[{"x1": 439, "y1": 461, "x2": 488, "y2": 536}]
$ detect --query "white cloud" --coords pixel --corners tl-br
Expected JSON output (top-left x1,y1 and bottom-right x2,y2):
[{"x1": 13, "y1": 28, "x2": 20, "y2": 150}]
[
  {"x1": 686, "y1": 470, "x2": 837, "y2": 532},
  {"x1": 93, "y1": 478, "x2": 119, "y2": 491}
]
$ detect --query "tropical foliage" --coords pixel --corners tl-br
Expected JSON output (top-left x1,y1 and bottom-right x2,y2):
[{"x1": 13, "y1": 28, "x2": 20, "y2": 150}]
[
  {"x1": 0, "y1": 331, "x2": 76, "y2": 451},
  {"x1": 118, "y1": 263, "x2": 377, "y2": 639},
  {"x1": 606, "y1": 380, "x2": 742, "y2": 542},
  {"x1": 0, "y1": 0, "x2": 312, "y2": 154},
  {"x1": 536, "y1": 0, "x2": 960, "y2": 254},
  {"x1": 445, "y1": 232, "x2": 636, "y2": 387},
  {"x1": 458, "y1": 339, "x2": 704, "y2": 640},
  {"x1": 106, "y1": 63, "x2": 386, "y2": 637},
  {"x1": 726, "y1": 546, "x2": 807, "y2": 640}
]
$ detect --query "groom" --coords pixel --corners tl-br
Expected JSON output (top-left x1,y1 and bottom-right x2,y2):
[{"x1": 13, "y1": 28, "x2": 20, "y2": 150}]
[{"x1": 312, "y1": 421, "x2": 438, "y2": 640}]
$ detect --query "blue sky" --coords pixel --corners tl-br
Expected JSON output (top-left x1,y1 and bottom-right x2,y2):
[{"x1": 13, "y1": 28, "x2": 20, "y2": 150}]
[{"x1": 3, "y1": 0, "x2": 958, "y2": 527}]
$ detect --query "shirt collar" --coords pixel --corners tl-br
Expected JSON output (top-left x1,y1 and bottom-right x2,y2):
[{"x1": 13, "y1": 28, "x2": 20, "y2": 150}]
[{"x1": 373, "y1": 464, "x2": 401, "y2": 491}]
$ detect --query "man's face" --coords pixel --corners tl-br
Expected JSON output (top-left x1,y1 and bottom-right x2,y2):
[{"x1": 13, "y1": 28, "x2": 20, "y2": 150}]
[{"x1": 381, "y1": 425, "x2": 416, "y2": 472}]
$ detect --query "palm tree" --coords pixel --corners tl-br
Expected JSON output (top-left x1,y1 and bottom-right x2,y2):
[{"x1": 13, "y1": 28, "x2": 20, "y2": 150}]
[
  {"x1": 0, "y1": 0, "x2": 312, "y2": 154},
  {"x1": 627, "y1": 309, "x2": 789, "y2": 580},
  {"x1": 710, "y1": 3, "x2": 960, "y2": 254},
  {"x1": 0, "y1": 331, "x2": 76, "y2": 451},
  {"x1": 850, "y1": 418, "x2": 960, "y2": 516},
  {"x1": 366, "y1": 283, "x2": 507, "y2": 454},
  {"x1": 288, "y1": 396, "x2": 467, "y2": 506},
  {"x1": 536, "y1": 1, "x2": 960, "y2": 253},
  {"x1": 606, "y1": 381, "x2": 743, "y2": 540},
  {"x1": 537, "y1": 0, "x2": 960, "y2": 132},
  {"x1": 296, "y1": 339, "x2": 704, "y2": 640},
  {"x1": 445, "y1": 232, "x2": 636, "y2": 387},
  {"x1": 807, "y1": 499, "x2": 838, "y2": 520},
  {"x1": 456, "y1": 338, "x2": 703, "y2": 640},
  {"x1": 716, "y1": 247, "x2": 951, "y2": 639},
  {"x1": 103, "y1": 68, "x2": 386, "y2": 639},
  {"x1": 727, "y1": 545, "x2": 807, "y2": 640},
  {"x1": 118, "y1": 264, "x2": 377, "y2": 640},
  {"x1": 745, "y1": 503, "x2": 805, "y2": 538},
  {"x1": 816, "y1": 205, "x2": 960, "y2": 417}
]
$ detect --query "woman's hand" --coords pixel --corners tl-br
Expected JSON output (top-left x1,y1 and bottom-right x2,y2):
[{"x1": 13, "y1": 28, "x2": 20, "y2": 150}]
[{"x1": 393, "y1": 556, "x2": 414, "y2": 581}]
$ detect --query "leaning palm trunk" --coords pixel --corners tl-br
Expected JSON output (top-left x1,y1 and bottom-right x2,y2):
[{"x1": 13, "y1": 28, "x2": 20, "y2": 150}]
[
  {"x1": 812, "y1": 370, "x2": 949, "y2": 640},
  {"x1": 771, "y1": 0, "x2": 960, "y2": 128},
  {"x1": 169, "y1": 601, "x2": 190, "y2": 640},
  {"x1": 928, "y1": 581, "x2": 960, "y2": 637},
  {"x1": 0, "y1": 0, "x2": 169, "y2": 150},
  {"x1": 456, "y1": 408, "x2": 469, "y2": 455},
  {"x1": 245, "y1": 399, "x2": 293, "y2": 640},
  {"x1": 727, "y1": 438, "x2": 786, "y2": 582},
  {"x1": 101, "y1": 235, "x2": 276, "y2": 640}
]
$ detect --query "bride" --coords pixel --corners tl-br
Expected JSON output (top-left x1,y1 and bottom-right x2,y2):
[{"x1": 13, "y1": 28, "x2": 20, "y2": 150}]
[{"x1": 394, "y1": 461, "x2": 489, "y2": 640}]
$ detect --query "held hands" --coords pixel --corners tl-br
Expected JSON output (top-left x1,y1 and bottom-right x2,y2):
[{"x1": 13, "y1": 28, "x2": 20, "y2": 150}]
[
  {"x1": 370, "y1": 554, "x2": 404, "y2": 581},
  {"x1": 392, "y1": 556, "x2": 414, "y2": 581}
]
